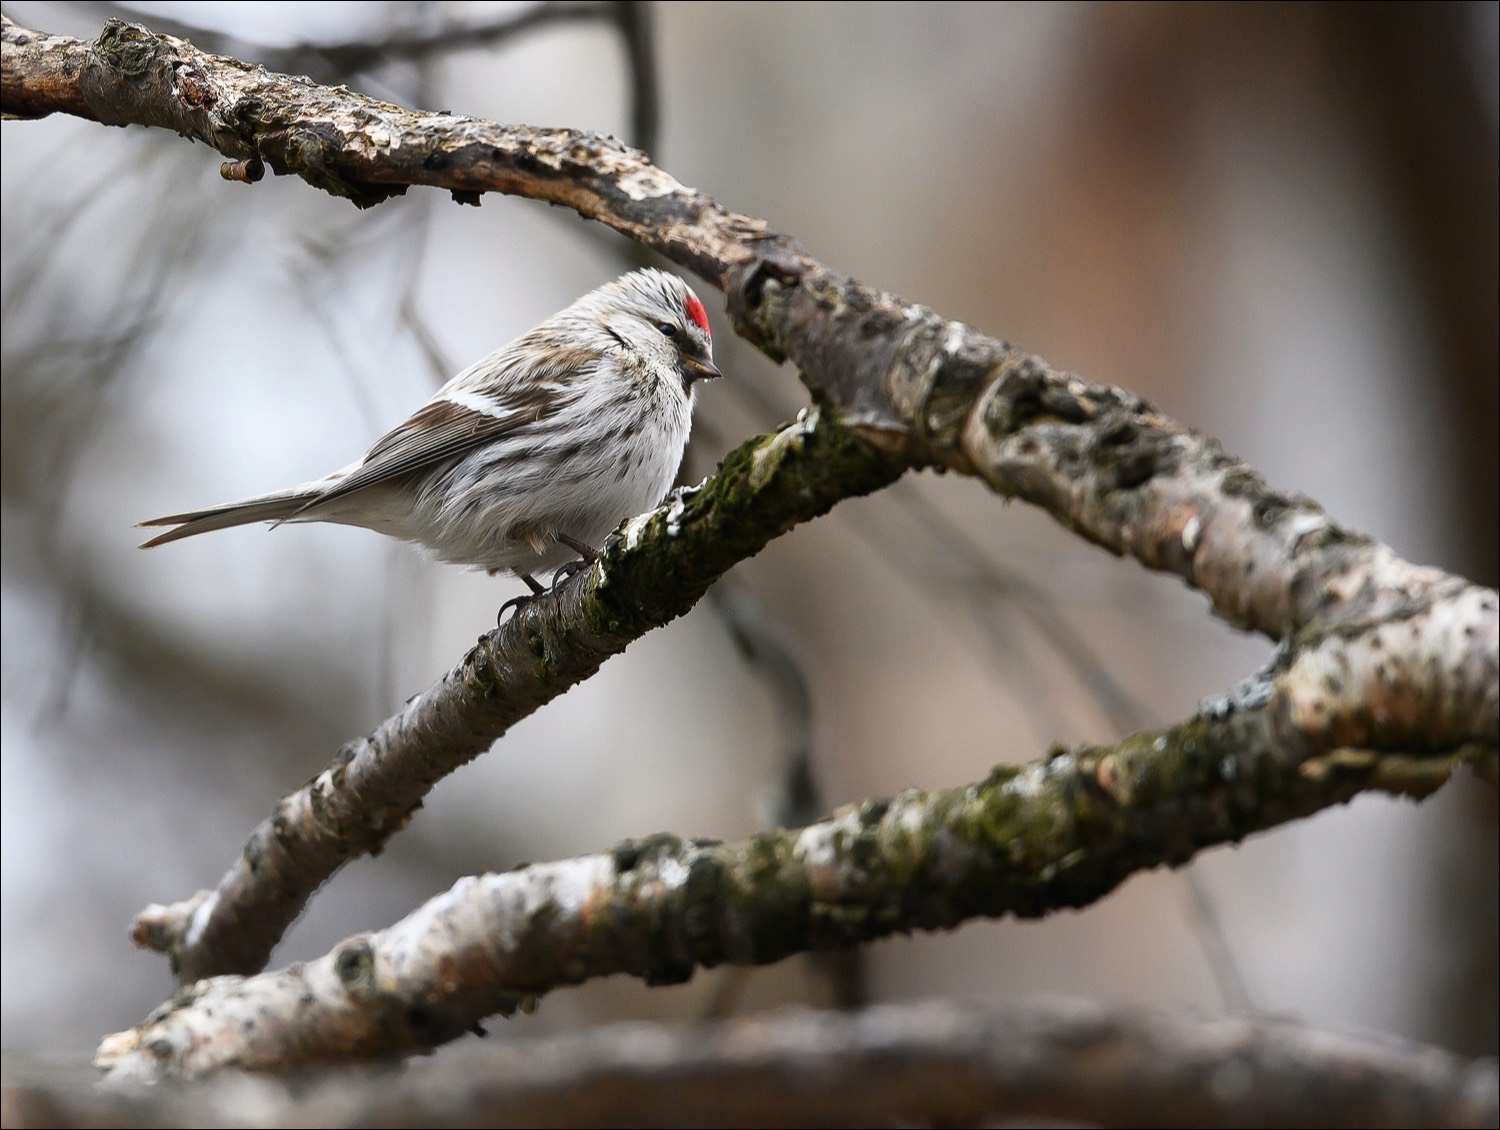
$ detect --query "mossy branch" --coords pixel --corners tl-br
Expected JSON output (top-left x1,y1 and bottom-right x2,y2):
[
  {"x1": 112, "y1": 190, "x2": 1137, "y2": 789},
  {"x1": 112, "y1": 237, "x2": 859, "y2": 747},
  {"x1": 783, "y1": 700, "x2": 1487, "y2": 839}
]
[
  {"x1": 4, "y1": 15, "x2": 1495, "y2": 1071},
  {"x1": 100, "y1": 695, "x2": 1489, "y2": 1078}
]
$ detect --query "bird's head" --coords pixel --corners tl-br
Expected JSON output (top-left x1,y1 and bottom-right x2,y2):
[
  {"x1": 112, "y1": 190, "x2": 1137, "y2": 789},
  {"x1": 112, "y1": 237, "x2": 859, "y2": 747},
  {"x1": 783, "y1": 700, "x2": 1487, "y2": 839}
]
[{"x1": 595, "y1": 268, "x2": 720, "y2": 389}]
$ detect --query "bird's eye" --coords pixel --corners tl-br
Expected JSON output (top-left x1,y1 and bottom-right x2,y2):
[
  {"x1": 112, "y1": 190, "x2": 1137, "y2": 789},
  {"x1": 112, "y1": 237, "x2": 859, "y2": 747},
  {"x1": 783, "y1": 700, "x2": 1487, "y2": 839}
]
[{"x1": 657, "y1": 322, "x2": 679, "y2": 338}]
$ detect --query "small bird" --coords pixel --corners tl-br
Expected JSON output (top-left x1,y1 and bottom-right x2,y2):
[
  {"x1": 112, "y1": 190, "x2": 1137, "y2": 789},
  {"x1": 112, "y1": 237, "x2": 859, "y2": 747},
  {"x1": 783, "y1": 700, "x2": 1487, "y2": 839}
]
[{"x1": 139, "y1": 269, "x2": 720, "y2": 598}]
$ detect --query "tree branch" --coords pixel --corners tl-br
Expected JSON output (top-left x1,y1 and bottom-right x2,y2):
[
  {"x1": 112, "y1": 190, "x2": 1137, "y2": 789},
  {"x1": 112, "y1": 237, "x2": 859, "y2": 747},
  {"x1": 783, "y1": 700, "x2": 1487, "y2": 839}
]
[
  {"x1": 4, "y1": 17, "x2": 1491, "y2": 652},
  {"x1": 131, "y1": 410, "x2": 900, "y2": 983},
  {"x1": 102, "y1": 692, "x2": 1490, "y2": 1076},
  {"x1": 11, "y1": 1002, "x2": 1473, "y2": 1124},
  {"x1": 4, "y1": 15, "x2": 1494, "y2": 1018}
]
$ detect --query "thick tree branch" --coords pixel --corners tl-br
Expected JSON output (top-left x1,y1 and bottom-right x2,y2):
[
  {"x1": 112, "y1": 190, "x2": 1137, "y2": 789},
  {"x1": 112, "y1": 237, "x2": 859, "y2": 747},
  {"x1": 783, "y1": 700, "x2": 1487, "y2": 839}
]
[
  {"x1": 4, "y1": 16, "x2": 1494, "y2": 1004},
  {"x1": 4, "y1": 17, "x2": 1491, "y2": 653},
  {"x1": 102, "y1": 692, "x2": 1490, "y2": 1076},
  {"x1": 18, "y1": 1002, "x2": 1478, "y2": 1124}
]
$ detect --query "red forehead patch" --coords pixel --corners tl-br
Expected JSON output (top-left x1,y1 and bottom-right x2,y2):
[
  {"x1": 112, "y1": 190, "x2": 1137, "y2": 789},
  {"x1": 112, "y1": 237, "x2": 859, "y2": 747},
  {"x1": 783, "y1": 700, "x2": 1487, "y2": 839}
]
[{"x1": 685, "y1": 294, "x2": 710, "y2": 337}]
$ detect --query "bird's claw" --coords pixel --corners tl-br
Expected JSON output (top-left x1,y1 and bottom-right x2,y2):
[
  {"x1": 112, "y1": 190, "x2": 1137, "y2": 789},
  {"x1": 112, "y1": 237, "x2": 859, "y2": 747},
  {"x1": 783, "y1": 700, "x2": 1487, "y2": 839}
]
[
  {"x1": 551, "y1": 559, "x2": 588, "y2": 587},
  {"x1": 497, "y1": 593, "x2": 534, "y2": 627},
  {"x1": 498, "y1": 572, "x2": 547, "y2": 626}
]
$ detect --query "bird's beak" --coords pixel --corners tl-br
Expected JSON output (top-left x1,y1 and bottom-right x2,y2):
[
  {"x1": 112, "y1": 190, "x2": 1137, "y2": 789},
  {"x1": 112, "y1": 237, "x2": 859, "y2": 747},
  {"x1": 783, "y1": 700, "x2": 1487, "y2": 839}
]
[{"x1": 682, "y1": 355, "x2": 722, "y2": 383}]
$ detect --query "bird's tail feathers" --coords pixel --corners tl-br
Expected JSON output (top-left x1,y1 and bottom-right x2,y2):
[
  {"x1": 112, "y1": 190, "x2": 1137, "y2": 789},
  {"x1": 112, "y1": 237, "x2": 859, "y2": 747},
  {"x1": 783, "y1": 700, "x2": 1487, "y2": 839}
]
[{"x1": 137, "y1": 489, "x2": 317, "y2": 548}]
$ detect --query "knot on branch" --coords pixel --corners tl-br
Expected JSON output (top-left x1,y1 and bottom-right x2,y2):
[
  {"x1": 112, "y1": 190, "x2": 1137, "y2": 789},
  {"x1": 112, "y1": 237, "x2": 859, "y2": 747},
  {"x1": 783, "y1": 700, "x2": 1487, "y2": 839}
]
[
  {"x1": 727, "y1": 249, "x2": 809, "y2": 363},
  {"x1": 334, "y1": 937, "x2": 376, "y2": 992},
  {"x1": 80, "y1": 20, "x2": 177, "y2": 127},
  {"x1": 984, "y1": 358, "x2": 1103, "y2": 432},
  {"x1": 93, "y1": 20, "x2": 159, "y2": 79}
]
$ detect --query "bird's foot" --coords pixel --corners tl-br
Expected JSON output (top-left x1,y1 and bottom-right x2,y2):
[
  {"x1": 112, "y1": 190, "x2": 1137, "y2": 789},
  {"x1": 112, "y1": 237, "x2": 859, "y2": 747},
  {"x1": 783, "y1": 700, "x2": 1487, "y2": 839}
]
[
  {"x1": 557, "y1": 533, "x2": 599, "y2": 563},
  {"x1": 550, "y1": 558, "x2": 588, "y2": 587},
  {"x1": 496, "y1": 594, "x2": 532, "y2": 625},
  {"x1": 546, "y1": 533, "x2": 598, "y2": 590},
  {"x1": 497, "y1": 573, "x2": 547, "y2": 627}
]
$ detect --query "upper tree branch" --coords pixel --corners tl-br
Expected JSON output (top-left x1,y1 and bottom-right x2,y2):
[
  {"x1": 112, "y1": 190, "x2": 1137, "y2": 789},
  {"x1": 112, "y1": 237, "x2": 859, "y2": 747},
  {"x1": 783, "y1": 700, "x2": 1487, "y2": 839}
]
[
  {"x1": 4, "y1": 16, "x2": 1495, "y2": 992},
  {"x1": 5, "y1": 17, "x2": 1492, "y2": 657}
]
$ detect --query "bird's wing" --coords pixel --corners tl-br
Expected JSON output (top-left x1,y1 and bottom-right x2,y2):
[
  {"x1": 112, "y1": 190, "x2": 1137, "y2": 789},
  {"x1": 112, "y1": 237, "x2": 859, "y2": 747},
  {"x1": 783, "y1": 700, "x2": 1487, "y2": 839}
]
[{"x1": 303, "y1": 346, "x2": 593, "y2": 512}]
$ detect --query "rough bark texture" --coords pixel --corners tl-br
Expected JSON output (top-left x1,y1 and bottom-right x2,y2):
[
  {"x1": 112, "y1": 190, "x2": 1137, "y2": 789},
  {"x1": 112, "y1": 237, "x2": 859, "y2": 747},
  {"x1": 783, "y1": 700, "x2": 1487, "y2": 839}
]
[
  {"x1": 101, "y1": 714, "x2": 1487, "y2": 1078},
  {"x1": 3, "y1": 14, "x2": 1496, "y2": 1084}
]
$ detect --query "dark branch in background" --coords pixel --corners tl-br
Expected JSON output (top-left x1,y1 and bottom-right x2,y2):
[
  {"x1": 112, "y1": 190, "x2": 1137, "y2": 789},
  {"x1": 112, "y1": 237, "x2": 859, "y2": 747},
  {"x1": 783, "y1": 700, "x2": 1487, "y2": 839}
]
[
  {"x1": 70, "y1": 1, "x2": 622, "y2": 88},
  {"x1": 307, "y1": 2, "x2": 614, "y2": 78},
  {"x1": 711, "y1": 585, "x2": 818, "y2": 829},
  {"x1": 706, "y1": 582, "x2": 867, "y2": 1012},
  {"x1": 74, "y1": 2, "x2": 660, "y2": 162},
  {"x1": 612, "y1": 0, "x2": 658, "y2": 155},
  {"x1": 609, "y1": 0, "x2": 660, "y2": 271},
  {"x1": 16, "y1": 1002, "x2": 1486, "y2": 1126}
]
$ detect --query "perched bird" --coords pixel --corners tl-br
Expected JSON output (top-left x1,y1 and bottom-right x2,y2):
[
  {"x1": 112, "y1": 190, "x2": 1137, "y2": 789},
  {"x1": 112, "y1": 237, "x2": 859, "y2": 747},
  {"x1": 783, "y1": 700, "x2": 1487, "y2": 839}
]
[{"x1": 139, "y1": 269, "x2": 719, "y2": 598}]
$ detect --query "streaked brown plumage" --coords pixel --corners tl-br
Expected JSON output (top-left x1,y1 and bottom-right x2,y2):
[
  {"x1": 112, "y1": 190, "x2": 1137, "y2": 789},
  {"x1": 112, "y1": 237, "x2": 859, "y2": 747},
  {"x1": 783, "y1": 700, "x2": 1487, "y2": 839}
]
[{"x1": 139, "y1": 269, "x2": 719, "y2": 590}]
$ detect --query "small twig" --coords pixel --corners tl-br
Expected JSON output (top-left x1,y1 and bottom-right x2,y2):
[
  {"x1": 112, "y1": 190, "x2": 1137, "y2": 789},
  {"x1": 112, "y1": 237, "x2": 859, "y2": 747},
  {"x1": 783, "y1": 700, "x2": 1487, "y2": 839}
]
[{"x1": 218, "y1": 156, "x2": 262, "y2": 183}]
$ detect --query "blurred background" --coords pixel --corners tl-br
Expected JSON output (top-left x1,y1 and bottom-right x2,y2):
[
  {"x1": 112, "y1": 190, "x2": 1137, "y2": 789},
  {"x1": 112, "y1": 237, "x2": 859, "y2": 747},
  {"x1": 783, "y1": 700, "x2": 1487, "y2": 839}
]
[{"x1": 2, "y1": 1, "x2": 1495, "y2": 1066}]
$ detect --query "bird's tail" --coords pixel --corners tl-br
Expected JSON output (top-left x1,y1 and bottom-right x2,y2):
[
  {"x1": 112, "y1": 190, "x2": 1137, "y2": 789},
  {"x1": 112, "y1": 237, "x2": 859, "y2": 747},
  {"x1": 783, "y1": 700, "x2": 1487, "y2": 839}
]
[{"x1": 137, "y1": 489, "x2": 317, "y2": 548}]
